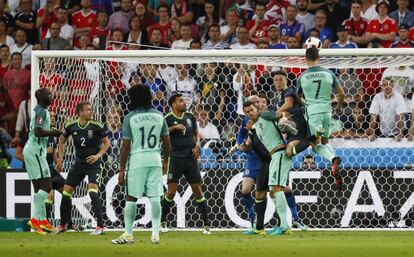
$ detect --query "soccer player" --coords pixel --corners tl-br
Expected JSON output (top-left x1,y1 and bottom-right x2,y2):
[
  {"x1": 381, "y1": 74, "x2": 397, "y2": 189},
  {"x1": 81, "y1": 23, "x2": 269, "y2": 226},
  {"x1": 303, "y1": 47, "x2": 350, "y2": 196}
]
[
  {"x1": 160, "y1": 93, "x2": 211, "y2": 235},
  {"x1": 24, "y1": 88, "x2": 62, "y2": 235},
  {"x1": 54, "y1": 101, "x2": 110, "y2": 235},
  {"x1": 112, "y1": 84, "x2": 170, "y2": 244},
  {"x1": 243, "y1": 100, "x2": 292, "y2": 235},
  {"x1": 297, "y1": 47, "x2": 345, "y2": 189}
]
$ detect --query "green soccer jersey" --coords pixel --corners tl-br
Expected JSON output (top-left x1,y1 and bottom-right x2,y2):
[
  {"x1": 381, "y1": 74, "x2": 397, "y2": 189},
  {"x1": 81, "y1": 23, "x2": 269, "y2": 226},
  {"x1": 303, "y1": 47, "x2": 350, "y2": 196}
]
[
  {"x1": 253, "y1": 111, "x2": 283, "y2": 152},
  {"x1": 26, "y1": 105, "x2": 51, "y2": 148},
  {"x1": 122, "y1": 108, "x2": 169, "y2": 168},
  {"x1": 297, "y1": 66, "x2": 339, "y2": 115}
]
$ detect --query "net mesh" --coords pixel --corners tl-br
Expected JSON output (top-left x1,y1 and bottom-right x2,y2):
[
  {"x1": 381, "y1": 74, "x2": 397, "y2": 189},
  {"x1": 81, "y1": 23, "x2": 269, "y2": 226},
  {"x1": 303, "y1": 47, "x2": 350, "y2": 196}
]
[{"x1": 34, "y1": 49, "x2": 414, "y2": 229}]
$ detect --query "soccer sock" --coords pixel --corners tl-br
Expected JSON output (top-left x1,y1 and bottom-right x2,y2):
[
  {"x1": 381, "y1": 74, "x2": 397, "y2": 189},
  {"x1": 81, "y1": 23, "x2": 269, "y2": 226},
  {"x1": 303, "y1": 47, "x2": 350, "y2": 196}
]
[
  {"x1": 161, "y1": 194, "x2": 174, "y2": 223},
  {"x1": 255, "y1": 198, "x2": 267, "y2": 231},
  {"x1": 242, "y1": 193, "x2": 255, "y2": 220},
  {"x1": 88, "y1": 189, "x2": 103, "y2": 227},
  {"x1": 284, "y1": 192, "x2": 299, "y2": 221},
  {"x1": 124, "y1": 201, "x2": 137, "y2": 236},
  {"x1": 272, "y1": 191, "x2": 289, "y2": 228},
  {"x1": 149, "y1": 197, "x2": 161, "y2": 236},
  {"x1": 315, "y1": 144, "x2": 335, "y2": 163},
  {"x1": 35, "y1": 189, "x2": 48, "y2": 221},
  {"x1": 196, "y1": 197, "x2": 210, "y2": 226},
  {"x1": 60, "y1": 191, "x2": 72, "y2": 226},
  {"x1": 45, "y1": 199, "x2": 54, "y2": 220}
]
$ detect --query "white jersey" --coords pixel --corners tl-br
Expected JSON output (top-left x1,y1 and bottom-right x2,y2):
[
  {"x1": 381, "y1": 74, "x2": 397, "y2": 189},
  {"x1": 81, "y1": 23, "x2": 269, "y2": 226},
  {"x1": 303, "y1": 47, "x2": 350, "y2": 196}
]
[
  {"x1": 168, "y1": 76, "x2": 197, "y2": 109},
  {"x1": 381, "y1": 66, "x2": 414, "y2": 113},
  {"x1": 9, "y1": 43, "x2": 33, "y2": 68},
  {"x1": 230, "y1": 42, "x2": 257, "y2": 49},
  {"x1": 157, "y1": 65, "x2": 178, "y2": 98}
]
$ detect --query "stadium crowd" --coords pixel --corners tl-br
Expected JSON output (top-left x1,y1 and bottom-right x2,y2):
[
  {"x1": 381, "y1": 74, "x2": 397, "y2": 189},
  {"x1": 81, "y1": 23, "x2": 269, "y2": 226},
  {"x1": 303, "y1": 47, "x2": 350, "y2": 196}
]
[{"x1": 0, "y1": 0, "x2": 414, "y2": 167}]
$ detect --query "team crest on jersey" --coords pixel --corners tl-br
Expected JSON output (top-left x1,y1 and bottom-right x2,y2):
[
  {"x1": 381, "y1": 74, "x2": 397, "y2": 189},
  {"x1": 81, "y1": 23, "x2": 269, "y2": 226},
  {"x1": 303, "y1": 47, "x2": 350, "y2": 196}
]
[
  {"x1": 186, "y1": 118, "x2": 192, "y2": 126},
  {"x1": 384, "y1": 24, "x2": 388, "y2": 30},
  {"x1": 88, "y1": 130, "x2": 93, "y2": 139},
  {"x1": 37, "y1": 117, "x2": 43, "y2": 125}
]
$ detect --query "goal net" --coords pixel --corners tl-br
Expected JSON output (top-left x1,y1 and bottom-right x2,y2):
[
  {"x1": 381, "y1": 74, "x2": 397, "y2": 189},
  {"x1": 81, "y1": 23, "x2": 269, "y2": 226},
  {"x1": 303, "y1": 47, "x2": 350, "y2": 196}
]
[{"x1": 31, "y1": 48, "x2": 414, "y2": 230}]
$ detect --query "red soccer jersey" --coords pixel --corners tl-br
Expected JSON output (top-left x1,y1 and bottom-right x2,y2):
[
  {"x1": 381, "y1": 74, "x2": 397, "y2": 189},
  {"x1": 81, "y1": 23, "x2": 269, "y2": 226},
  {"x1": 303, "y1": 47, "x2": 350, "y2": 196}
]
[
  {"x1": 37, "y1": 8, "x2": 58, "y2": 39},
  {"x1": 39, "y1": 73, "x2": 65, "y2": 112},
  {"x1": 410, "y1": 28, "x2": 414, "y2": 42},
  {"x1": 343, "y1": 17, "x2": 368, "y2": 37},
  {"x1": 147, "y1": 22, "x2": 171, "y2": 46},
  {"x1": 245, "y1": 19, "x2": 273, "y2": 41},
  {"x1": 366, "y1": 17, "x2": 398, "y2": 48},
  {"x1": 0, "y1": 64, "x2": 11, "y2": 80},
  {"x1": 72, "y1": 10, "x2": 97, "y2": 48},
  {"x1": 88, "y1": 27, "x2": 109, "y2": 43},
  {"x1": 2, "y1": 69, "x2": 31, "y2": 110}
]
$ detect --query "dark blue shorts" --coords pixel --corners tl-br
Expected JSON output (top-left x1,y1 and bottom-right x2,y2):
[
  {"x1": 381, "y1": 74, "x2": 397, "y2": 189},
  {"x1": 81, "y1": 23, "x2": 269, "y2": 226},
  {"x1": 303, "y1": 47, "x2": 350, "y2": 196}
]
[{"x1": 243, "y1": 168, "x2": 259, "y2": 180}]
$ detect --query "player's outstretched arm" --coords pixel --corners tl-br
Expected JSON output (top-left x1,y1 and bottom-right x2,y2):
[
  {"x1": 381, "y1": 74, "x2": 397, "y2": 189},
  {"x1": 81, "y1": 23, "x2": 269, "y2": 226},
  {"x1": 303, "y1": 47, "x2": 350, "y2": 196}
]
[
  {"x1": 161, "y1": 135, "x2": 171, "y2": 175},
  {"x1": 192, "y1": 129, "x2": 200, "y2": 159},
  {"x1": 56, "y1": 135, "x2": 67, "y2": 172},
  {"x1": 118, "y1": 139, "x2": 131, "y2": 186},
  {"x1": 34, "y1": 127, "x2": 62, "y2": 138}
]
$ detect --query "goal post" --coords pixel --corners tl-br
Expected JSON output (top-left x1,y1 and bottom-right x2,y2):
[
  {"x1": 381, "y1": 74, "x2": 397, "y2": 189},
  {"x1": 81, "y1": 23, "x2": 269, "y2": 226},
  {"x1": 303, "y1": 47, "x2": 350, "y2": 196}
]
[{"x1": 31, "y1": 48, "x2": 414, "y2": 230}]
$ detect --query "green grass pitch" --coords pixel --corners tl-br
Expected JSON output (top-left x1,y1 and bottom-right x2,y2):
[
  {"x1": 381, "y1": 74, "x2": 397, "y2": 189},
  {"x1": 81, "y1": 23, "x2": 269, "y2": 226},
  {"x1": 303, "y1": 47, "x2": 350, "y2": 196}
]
[{"x1": 1, "y1": 231, "x2": 414, "y2": 257}]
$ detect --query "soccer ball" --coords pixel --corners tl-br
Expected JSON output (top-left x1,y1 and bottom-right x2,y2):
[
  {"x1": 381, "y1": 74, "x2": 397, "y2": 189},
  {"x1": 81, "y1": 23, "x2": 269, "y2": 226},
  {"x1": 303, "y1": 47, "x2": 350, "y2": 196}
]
[
  {"x1": 330, "y1": 207, "x2": 342, "y2": 218},
  {"x1": 304, "y1": 37, "x2": 322, "y2": 49}
]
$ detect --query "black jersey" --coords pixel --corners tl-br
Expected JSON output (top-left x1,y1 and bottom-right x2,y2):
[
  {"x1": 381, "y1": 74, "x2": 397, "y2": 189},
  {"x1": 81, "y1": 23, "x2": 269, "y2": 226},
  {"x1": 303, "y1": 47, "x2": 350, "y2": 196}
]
[
  {"x1": 165, "y1": 112, "x2": 198, "y2": 158},
  {"x1": 63, "y1": 119, "x2": 107, "y2": 162},
  {"x1": 46, "y1": 136, "x2": 58, "y2": 166},
  {"x1": 272, "y1": 86, "x2": 302, "y2": 111}
]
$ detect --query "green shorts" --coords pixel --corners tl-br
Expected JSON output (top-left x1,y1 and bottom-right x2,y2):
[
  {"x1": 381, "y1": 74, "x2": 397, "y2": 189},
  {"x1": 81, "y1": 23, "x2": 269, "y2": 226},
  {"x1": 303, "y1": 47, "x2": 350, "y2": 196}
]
[
  {"x1": 126, "y1": 166, "x2": 163, "y2": 198},
  {"x1": 23, "y1": 145, "x2": 50, "y2": 180},
  {"x1": 305, "y1": 112, "x2": 332, "y2": 138},
  {"x1": 268, "y1": 151, "x2": 292, "y2": 187}
]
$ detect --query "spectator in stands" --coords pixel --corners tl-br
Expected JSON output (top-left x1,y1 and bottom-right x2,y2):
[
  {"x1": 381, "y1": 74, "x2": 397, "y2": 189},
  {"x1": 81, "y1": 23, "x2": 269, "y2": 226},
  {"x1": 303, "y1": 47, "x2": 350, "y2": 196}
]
[
  {"x1": 76, "y1": 35, "x2": 91, "y2": 50},
  {"x1": 15, "y1": 0, "x2": 37, "y2": 45},
  {"x1": 365, "y1": 0, "x2": 398, "y2": 48},
  {"x1": 106, "y1": 28, "x2": 127, "y2": 50},
  {"x1": 258, "y1": 39, "x2": 269, "y2": 49},
  {"x1": 88, "y1": 10, "x2": 109, "y2": 50},
  {"x1": 230, "y1": 26, "x2": 257, "y2": 49},
  {"x1": 329, "y1": 25, "x2": 358, "y2": 48},
  {"x1": 171, "y1": 0, "x2": 194, "y2": 24},
  {"x1": 147, "y1": 4, "x2": 171, "y2": 47},
  {"x1": 391, "y1": 24, "x2": 414, "y2": 48},
  {"x1": 9, "y1": 30, "x2": 33, "y2": 69},
  {"x1": 220, "y1": 8, "x2": 239, "y2": 46},
  {"x1": 233, "y1": 63, "x2": 255, "y2": 116},
  {"x1": 389, "y1": 0, "x2": 414, "y2": 28},
  {"x1": 147, "y1": 28, "x2": 169, "y2": 49},
  {"x1": 61, "y1": 0, "x2": 81, "y2": 17},
  {"x1": 135, "y1": 2, "x2": 153, "y2": 29},
  {"x1": 171, "y1": 23, "x2": 193, "y2": 49},
  {"x1": 301, "y1": 154, "x2": 316, "y2": 170},
  {"x1": 12, "y1": 90, "x2": 30, "y2": 151},
  {"x1": 124, "y1": 15, "x2": 148, "y2": 49},
  {"x1": 343, "y1": 0, "x2": 369, "y2": 48},
  {"x1": 0, "y1": 0, "x2": 14, "y2": 35},
  {"x1": 410, "y1": 26, "x2": 414, "y2": 42},
  {"x1": 196, "y1": 0, "x2": 224, "y2": 44},
  {"x1": 381, "y1": 65, "x2": 414, "y2": 125},
  {"x1": 263, "y1": 0, "x2": 289, "y2": 24},
  {"x1": 0, "y1": 44, "x2": 10, "y2": 79},
  {"x1": 0, "y1": 80, "x2": 15, "y2": 135},
  {"x1": 287, "y1": 36, "x2": 299, "y2": 48},
  {"x1": 46, "y1": 7, "x2": 74, "y2": 44},
  {"x1": 140, "y1": 64, "x2": 166, "y2": 112},
  {"x1": 196, "y1": 62, "x2": 226, "y2": 120},
  {"x1": 296, "y1": 0, "x2": 315, "y2": 33},
  {"x1": 0, "y1": 19, "x2": 14, "y2": 46},
  {"x1": 320, "y1": 0, "x2": 349, "y2": 35},
  {"x1": 351, "y1": 0, "x2": 377, "y2": 21},
  {"x1": 168, "y1": 18, "x2": 181, "y2": 46},
  {"x1": 202, "y1": 24, "x2": 229, "y2": 50},
  {"x1": 197, "y1": 106, "x2": 220, "y2": 141},
  {"x1": 2, "y1": 53, "x2": 30, "y2": 111},
  {"x1": 280, "y1": 5, "x2": 304, "y2": 44},
  {"x1": 36, "y1": 0, "x2": 58, "y2": 40},
  {"x1": 268, "y1": 24, "x2": 287, "y2": 49},
  {"x1": 168, "y1": 64, "x2": 197, "y2": 110},
  {"x1": 157, "y1": 64, "x2": 178, "y2": 99},
  {"x1": 73, "y1": 0, "x2": 97, "y2": 49},
  {"x1": 230, "y1": 0, "x2": 253, "y2": 22},
  {"x1": 39, "y1": 22, "x2": 72, "y2": 50},
  {"x1": 108, "y1": 0, "x2": 134, "y2": 34},
  {"x1": 147, "y1": 0, "x2": 173, "y2": 20},
  {"x1": 245, "y1": 2, "x2": 272, "y2": 44},
  {"x1": 304, "y1": 10, "x2": 333, "y2": 48},
  {"x1": 368, "y1": 78, "x2": 405, "y2": 141},
  {"x1": 189, "y1": 39, "x2": 202, "y2": 49}
]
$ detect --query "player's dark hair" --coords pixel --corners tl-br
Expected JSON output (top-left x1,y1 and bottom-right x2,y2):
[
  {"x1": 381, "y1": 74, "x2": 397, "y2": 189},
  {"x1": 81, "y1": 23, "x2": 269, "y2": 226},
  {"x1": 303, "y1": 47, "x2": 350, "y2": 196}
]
[
  {"x1": 75, "y1": 101, "x2": 91, "y2": 114},
  {"x1": 128, "y1": 84, "x2": 152, "y2": 110},
  {"x1": 35, "y1": 88, "x2": 48, "y2": 102},
  {"x1": 305, "y1": 47, "x2": 319, "y2": 62},
  {"x1": 257, "y1": 92, "x2": 270, "y2": 105},
  {"x1": 242, "y1": 100, "x2": 255, "y2": 109},
  {"x1": 168, "y1": 93, "x2": 183, "y2": 107}
]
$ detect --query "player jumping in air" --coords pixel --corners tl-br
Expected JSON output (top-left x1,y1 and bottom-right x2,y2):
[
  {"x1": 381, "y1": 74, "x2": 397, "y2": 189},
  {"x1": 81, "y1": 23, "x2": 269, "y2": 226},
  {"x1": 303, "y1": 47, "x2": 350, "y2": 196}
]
[
  {"x1": 297, "y1": 47, "x2": 345, "y2": 189},
  {"x1": 24, "y1": 88, "x2": 62, "y2": 235},
  {"x1": 54, "y1": 101, "x2": 110, "y2": 235},
  {"x1": 112, "y1": 84, "x2": 171, "y2": 244},
  {"x1": 160, "y1": 93, "x2": 211, "y2": 235}
]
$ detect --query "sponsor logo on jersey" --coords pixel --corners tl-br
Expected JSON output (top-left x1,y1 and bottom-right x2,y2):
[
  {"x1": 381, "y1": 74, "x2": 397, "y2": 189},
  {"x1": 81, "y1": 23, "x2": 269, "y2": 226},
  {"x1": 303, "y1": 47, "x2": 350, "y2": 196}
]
[
  {"x1": 186, "y1": 118, "x2": 192, "y2": 126},
  {"x1": 88, "y1": 130, "x2": 93, "y2": 139}
]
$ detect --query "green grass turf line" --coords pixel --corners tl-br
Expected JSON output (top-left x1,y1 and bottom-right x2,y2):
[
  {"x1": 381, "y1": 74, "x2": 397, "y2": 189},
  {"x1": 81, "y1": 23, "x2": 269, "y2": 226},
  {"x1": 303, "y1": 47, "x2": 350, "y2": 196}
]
[{"x1": 1, "y1": 231, "x2": 414, "y2": 257}]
